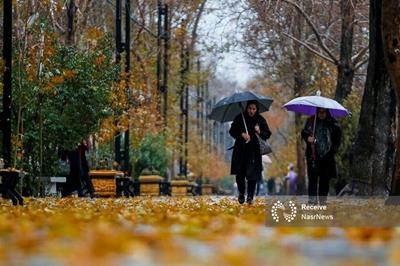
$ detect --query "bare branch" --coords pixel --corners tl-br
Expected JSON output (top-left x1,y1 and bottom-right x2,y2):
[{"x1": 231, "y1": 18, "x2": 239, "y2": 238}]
[
  {"x1": 354, "y1": 72, "x2": 367, "y2": 76},
  {"x1": 281, "y1": 0, "x2": 338, "y2": 64},
  {"x1": 282, "y1": 32, "x2": 337, "y2": 65},
  {"x1": 352, "y1": 46, "x2": 368, "y2": 64},
  {"x1": 354, "y1": 57, "x2": 369, "y2": 70},
  {"x1": 189, "y1": 0, "x2": 207, "y2": 52}
]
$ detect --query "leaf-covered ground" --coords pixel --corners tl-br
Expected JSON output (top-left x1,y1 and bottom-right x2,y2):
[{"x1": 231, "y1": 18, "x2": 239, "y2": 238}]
[{"x1": 0, "y1": 196, "x2": 400, "y2": 265}]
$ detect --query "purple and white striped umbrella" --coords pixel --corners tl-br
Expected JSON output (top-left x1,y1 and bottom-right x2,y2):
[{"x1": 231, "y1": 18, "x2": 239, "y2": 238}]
[{"x1": 283, "y1": 93, "x2": 350, "y2": 118}]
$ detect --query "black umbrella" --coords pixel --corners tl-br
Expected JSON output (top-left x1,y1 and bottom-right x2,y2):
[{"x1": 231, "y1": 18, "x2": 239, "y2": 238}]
[{"x1": 208, "y1": 91, "x2": 273, "y2": 123}]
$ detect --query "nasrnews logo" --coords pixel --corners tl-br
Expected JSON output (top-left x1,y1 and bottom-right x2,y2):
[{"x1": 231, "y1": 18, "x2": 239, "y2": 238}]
[
  {"x1": 271, "y1": 200, "x2": 297, "y2": 222},
  {"x1": 271, "y1": 200, "x2": 334, "y2": 223}
]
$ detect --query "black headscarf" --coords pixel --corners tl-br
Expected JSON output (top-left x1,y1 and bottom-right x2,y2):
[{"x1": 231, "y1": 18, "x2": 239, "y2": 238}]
[{"x1": 245, "y1": 100, "x2": 260, "y2": 114}]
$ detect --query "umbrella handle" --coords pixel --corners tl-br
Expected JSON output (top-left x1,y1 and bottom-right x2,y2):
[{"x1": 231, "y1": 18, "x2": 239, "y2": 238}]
[
  {"x1": 311, "y1": 115, "x2": 317, "y2": 161},
  {"x1": 241, "y1": 112, "x2": 249, "y2": 134},
  {"x1": 239, "y1": 102, "x2": 249, "y2": 134},
  {"x1": 312, "y1": 114, "x2": 317, "y2": 137},
  {"x1": 311, "y1": 143, "x2": 317, "y2": 161},
  {"x1": 241, "y1": 111, "x2": 250, "y2": 143}
]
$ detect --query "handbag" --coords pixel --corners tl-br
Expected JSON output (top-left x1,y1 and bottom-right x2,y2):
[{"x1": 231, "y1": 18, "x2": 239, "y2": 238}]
[{"x1": 255, "y1": 133, "x2": 272, "y2": 155}]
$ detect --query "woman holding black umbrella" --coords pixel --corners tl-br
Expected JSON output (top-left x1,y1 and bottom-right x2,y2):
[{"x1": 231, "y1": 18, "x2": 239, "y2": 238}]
[{"x1": 229, "y1": 100, "x2": 271, "y2": 205}]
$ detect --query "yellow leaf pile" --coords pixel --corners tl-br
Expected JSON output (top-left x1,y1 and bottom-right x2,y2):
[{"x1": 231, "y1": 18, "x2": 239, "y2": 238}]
[{"x1": 0, "y1": 197, "x2": 399, "y2": 265}]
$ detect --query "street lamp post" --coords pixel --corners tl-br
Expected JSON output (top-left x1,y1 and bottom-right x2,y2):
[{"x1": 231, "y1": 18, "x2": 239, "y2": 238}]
[
  {"x1": 124, "y1": 0, "x2": 131, "y2": 173},
  {"x1": 157, "y1": 0, "x2": 169, "y2": 126},
  {"x1": 115, "y1": 0, "x2": 122, "y2": 166},
  {"x1": 2, "y1": 0, "x2": 12, "y2": 168},
  {"x1": 114, "y1": 0, "x2": 131, "y2": 174},
  {"x1": 162, "y1": 4, "x2": 169, "y2": 127}
]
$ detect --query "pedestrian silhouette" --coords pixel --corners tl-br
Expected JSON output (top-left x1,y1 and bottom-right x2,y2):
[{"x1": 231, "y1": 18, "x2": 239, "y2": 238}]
[{"x1": 229, "y1": 100, "x2": 271, "y2": 205}]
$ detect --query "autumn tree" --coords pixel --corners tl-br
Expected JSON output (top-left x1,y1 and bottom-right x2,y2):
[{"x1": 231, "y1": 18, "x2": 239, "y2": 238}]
[
  {"x1": 349, "y1": 0, "x2": 396, "y2": 195},
  {"x1": 4, "y1": 0, "x2": 232, "y2": 189},
  {"x1": 230, "y1": 0, "x2": 320, "y2": 193},
  {"x1": 215, "y1": 0, "x2": 371, "y2": 194},
  {"x1": 382, "y1": 0, "x2": 400, "y2": 201},
  {"x1": 278, "y1": 0, "x2": 369, "y2": 103}
]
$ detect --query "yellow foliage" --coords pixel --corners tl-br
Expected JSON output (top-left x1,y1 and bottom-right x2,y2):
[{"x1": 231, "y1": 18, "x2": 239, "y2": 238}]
[
  {"x1": 63, "y1": 69, "x2": 77, "y2": 79},
  {"x1": 345, "y1": 228, "x2": 394, "y2": 244},
  {"x1": 87, "y1": 27, "x2": 104, "y2": 41},
  {"x1": 174, "y1": 27, "x2": 187, "y2": 41},
  {"x1": 94, "y1": 55, "x2": 106, "y2": 66},
  {"x1": 97, "y1": 117, "x2": 117, "y2": 143},
  {"x1": 308, "y1": 58, "x2": 337, "y2": 97},
  {"x1": 50, "y1": 75, "x2": 64, "y2": 85},
  {"x1": 267, "y1": 135, "x2": 297, "y2": 178},
  {"x1": 187, "y1": 132, "x2": 230, "y2": 180}
]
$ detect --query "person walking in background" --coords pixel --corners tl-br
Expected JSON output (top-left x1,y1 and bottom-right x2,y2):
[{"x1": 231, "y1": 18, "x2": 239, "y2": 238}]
[
  {"x1": 275, "y1": 176, "x2": 283, "y2": 195},
  {"x1": 285, "y1": 163, "x2": 297, "y2": 195},
  {"x1": 61, "y1": 148, "x2": 80, "y2": 197},
  {"x1": 229, "y1": 100, "x2": 271, "y2": 205},
  {"x1": 255, "y1": 178, "x2": 265, "y2": 196},
  {"x1": 62, "y1": 140, "x2": 94, "y2": 198},
  {"x1": 267, "y1": 176, "x2": 275, "y2": 195},
  {"x1": 302, "y1": 107, "x2": 342, "y2": 205},
  {"x1": 77, "y1": 140, "x2": 95, "y2": 198}
]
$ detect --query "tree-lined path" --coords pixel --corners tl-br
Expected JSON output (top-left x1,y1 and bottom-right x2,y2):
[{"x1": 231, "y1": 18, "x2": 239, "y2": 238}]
[{"x1": 3, "y1": 0, "x2": 400, "y2": 264}]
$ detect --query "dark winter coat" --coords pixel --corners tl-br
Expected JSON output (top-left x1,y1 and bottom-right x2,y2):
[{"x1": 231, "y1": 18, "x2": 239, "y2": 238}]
[
  {"x1": 229, "y1": 113, "x2": 271, "y2": 179},
  {"x1": 301, "y1": 116, "x2": 342, "y2": 179}
]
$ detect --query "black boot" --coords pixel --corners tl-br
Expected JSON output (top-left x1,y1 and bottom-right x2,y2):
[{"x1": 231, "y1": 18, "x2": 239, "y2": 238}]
[
  {"x1": 247, "y1": 180, "x2": 256, "y2": 205},
  {"x1": 319, "y1": 196, "x2": 327, "y2": 206},
  {"x1": 246, "y1": 196, "x2": 253, "y2": 205},
  {"x1": 238, "y1": 194, "x2": 245, "y2": 204},
  {"x1": 308, "y1": 196, "x2": 318, "y2": 205}
]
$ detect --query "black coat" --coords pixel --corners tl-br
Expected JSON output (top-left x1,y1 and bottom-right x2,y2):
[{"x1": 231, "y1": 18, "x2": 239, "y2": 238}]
[
  {"x1": 229, "y1": 113, "x2": 271, "y2": 179},
  {"x1": 301, "y1": 116, "x2": 342, "y2": 178}
]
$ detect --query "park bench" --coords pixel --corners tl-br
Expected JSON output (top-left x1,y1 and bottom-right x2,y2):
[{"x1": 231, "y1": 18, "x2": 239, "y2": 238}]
[
  {"x1": 40, "y1": 176, "x2": 67, "y2": 196},
  {"x1": 160, "y1": 180, "x2": 171, "y2": 196},
  {"x1": 188, "y1": 181, "x2": 198, "y2": 196},
  {"x1": 116, "y1": 175, "x2": 135, "y2": 197},
  {"x1": 0, "y1": 169, "x2": 24, "y2": 205}
]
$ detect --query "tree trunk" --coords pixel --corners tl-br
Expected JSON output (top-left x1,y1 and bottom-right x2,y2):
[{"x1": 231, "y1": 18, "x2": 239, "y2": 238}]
[
  {"x1": 382, "y1": 0, "x2": 400, "y2": 199},
  {"x1": 292, "y1": 9, "x2": 307, "y2": 194},
  {"x1": 67, "y1": 0, "x2": 76, "y2": 45},
  {"x1": 295, "y1": 113, "x2": 306, "y2": 194},
  {"x1": 349, "y1": 0, "x2": 396, "y2": 195},
  {"x1": 334, "y1": 0, "x2": 355, "y2": 103},
  {"x1": 2, "y1": 0, "x2": 13, "y2": 167}
]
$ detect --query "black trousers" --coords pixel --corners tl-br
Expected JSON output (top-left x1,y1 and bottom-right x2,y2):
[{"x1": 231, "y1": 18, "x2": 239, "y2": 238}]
[
  {"x1": 236, "y1": 164, "x2": 260, "y2": 199},
  {"x1": 236, "y1": 175, "x2": 257, "y2": 199},
  {"x1": 236, "y1": 159, "x2": 261, "y2": 199},
  {"x1": 308, "y1": 161, "x2": 331, "y2": 202},
  {"x1": 78, "y1": 172, "x2": 95, "y2": 197}
]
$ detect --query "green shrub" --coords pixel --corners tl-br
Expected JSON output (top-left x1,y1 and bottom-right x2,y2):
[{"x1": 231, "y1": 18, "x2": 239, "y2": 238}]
[{"x1": 131, "y1": 133, "x2": 171, "y2": 179}]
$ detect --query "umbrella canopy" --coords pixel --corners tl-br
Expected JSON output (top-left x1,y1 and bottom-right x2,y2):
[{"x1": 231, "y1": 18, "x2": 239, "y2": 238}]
[
  {"x1": 282, "y1": 93, "x2": 350, "y2": 118},
  {"x1": 208, "y1": 91, "x2": 273, "y2": 122}
]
